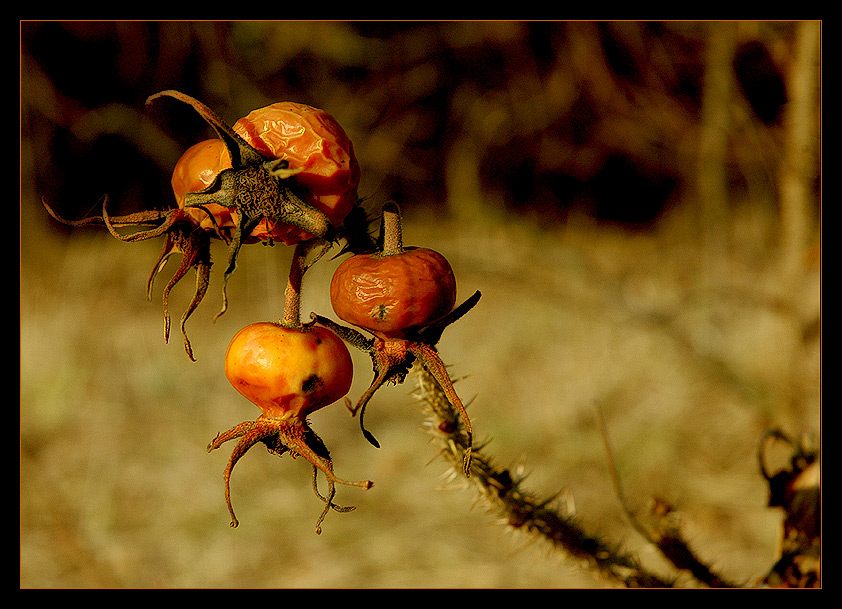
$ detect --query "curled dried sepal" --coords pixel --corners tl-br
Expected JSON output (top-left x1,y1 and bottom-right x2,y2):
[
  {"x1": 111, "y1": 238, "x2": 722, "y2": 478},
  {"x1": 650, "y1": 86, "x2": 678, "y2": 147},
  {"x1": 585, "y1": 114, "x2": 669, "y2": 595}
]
[
  {"x1": 207, "y1": 415, "x2": 373, "y2": 533},
  {"x1": 147, "y1": 90, "x2": 265, "y2": 169},
  {"x1": 43, "y1": 196, "x2": 210, "y2": 361},
  {"x1": 312, "y1": 290, "x2": 481, "y2": 475},
  {"x1": 146, "y1": 229, "x2": 212, "y2": 361}
]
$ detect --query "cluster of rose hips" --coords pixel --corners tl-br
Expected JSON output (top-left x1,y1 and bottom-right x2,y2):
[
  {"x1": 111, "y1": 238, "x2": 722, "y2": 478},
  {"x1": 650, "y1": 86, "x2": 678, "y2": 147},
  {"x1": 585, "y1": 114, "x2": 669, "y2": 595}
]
[{"x1": 45, "y1": 91, "x2": 479, "y2": 533}]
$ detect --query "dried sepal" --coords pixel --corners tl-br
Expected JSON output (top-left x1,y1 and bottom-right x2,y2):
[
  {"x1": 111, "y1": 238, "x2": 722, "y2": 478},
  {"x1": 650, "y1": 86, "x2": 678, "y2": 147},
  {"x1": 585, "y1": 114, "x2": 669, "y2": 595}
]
[
  {"x1": 207, "y1": 412, "x2": 374, "y2": 534},
  {"x1": 312, "y1": 289, "x2": 481, "y2": 475}
]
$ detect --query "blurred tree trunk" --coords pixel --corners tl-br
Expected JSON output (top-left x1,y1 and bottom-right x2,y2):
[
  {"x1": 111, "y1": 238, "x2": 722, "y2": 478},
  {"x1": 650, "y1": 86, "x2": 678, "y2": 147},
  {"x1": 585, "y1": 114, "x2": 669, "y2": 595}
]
[
  {"x1": 696, "y1": 21, "x2": 737, "y2": 258},
  {"x1": 778, "y1": 21, "x2": 820, "y2": 293}
]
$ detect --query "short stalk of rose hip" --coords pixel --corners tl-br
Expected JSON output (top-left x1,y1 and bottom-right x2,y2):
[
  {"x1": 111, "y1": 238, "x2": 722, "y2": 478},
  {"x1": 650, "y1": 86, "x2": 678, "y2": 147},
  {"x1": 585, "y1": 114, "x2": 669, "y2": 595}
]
[
  {"x1": 208, "y1": 242, "x2": 372, "y2": 533},
  {"x1": 327, "y1": 203, "x2": 480, "y2": 476},
  {"x1": 44, "y1": 90, "x2": 361, "y2": 361}
]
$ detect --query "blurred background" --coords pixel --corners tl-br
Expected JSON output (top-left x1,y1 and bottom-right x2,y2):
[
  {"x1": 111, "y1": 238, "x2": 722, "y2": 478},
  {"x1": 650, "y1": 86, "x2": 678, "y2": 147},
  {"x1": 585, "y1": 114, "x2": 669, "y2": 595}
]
[{"x1": 21, "y1": 21, "x2": 820, "y2": 588}]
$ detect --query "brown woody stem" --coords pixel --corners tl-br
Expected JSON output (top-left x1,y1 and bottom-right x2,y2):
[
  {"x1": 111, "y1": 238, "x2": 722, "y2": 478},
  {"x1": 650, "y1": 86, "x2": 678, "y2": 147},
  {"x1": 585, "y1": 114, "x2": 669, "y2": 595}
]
[
  {"x1": 380, "y1": 202, "x2": 404, "y2": 256},
  {"x1": 282, "y1": 241, "x2": 309, "y2": 327}
]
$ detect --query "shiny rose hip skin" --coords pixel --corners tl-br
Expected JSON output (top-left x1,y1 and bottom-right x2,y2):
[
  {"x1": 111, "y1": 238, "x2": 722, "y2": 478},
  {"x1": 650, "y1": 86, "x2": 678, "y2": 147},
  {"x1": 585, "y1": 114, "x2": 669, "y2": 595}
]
[
  {"x1": 224, "y1": 322, "x2": 354, "y2": 421},
  {"x1": 321, "y1": 203, "x2": 480, "y2": 475},
  {"x1": 330, "y1": 247, "x2": 457, "y2": 339}
]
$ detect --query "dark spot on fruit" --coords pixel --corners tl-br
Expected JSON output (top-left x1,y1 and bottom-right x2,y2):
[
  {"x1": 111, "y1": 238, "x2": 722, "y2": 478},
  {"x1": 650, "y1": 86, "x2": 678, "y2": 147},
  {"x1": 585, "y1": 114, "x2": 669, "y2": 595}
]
[{"x1": 301, "y1": 374, "x2": 321, "y2": 394}]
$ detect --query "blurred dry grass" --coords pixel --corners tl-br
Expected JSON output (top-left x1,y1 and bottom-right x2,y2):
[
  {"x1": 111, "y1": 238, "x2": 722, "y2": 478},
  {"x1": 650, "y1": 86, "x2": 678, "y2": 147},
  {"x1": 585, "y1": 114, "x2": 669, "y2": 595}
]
[{"x1": 21, "y1": 21, "x2": 820, "y2": 588}]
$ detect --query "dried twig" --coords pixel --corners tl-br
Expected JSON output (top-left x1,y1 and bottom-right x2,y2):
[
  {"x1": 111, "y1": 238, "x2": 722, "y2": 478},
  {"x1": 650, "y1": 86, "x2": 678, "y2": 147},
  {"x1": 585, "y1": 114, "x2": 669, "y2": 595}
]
[{"x1": 595, "y1": 403, "x2": 739, "y2": 588}]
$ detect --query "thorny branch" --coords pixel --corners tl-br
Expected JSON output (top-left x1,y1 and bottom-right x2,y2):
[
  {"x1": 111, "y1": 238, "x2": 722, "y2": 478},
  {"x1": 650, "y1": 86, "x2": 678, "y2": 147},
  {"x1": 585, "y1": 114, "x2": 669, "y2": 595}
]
[
  {"x1": 414, "y1": 366, "x2": 674, "y2": 588},
  {"x1": 414, "y1": 362, "x2": 820, "y2": 588}
]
